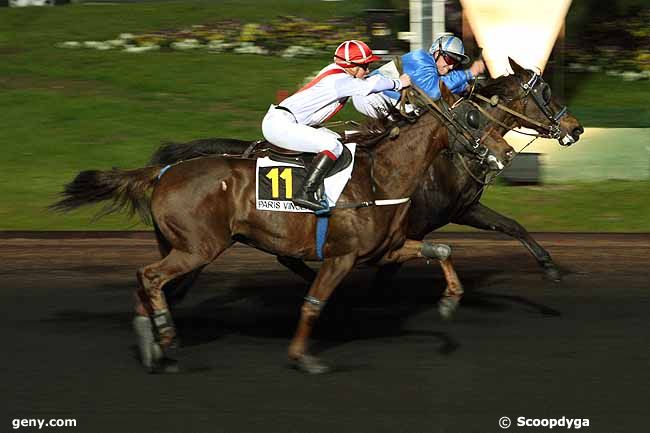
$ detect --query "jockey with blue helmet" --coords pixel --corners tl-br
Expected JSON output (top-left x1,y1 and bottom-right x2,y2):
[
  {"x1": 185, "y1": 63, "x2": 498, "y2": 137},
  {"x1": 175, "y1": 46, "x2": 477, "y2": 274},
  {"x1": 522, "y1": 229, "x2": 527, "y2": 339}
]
[{"x1": 353, "y1": 33, "x2": 486, "y2": 117}]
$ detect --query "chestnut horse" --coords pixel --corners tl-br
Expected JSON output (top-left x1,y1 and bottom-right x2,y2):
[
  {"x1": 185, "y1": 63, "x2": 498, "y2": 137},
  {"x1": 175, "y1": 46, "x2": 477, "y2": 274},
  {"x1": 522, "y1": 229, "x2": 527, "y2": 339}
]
[
  {"x1": 150, "y1": 59, "x2": 583, "y2": 300},
  {"x1": 52, "y1": 83, "x2": 513, "y2": 373}
]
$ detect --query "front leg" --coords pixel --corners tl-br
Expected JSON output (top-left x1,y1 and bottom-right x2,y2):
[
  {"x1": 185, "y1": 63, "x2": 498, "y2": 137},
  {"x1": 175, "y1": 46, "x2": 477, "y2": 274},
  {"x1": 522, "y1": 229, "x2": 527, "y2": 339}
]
[
  {"x1": 288, "y1": 253, "x2": 356, "y2": 374},
  {"x1": 453, "y1": 202, "x2": 561, "y2": 281},
  {"x1": 383, "y1": 240, "x2": 464, "y2": 319}
]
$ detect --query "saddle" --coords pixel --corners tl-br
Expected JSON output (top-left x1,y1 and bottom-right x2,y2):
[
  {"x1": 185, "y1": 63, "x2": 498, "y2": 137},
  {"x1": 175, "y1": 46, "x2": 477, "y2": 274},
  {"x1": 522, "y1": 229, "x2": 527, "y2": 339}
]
[{"x1": 244, "y1": 140, "x2": 354, "y2": 178}]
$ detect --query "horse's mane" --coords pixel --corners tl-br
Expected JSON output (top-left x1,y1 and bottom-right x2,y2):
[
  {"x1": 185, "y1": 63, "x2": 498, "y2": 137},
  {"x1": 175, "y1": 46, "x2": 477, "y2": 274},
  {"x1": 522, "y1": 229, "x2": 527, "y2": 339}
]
[
  {"x1": 477, "y1": 73, "x2": 522, "y2": 98},
  {"x1": 350, "y1": 104, "x2": 415, "y2": 149}
]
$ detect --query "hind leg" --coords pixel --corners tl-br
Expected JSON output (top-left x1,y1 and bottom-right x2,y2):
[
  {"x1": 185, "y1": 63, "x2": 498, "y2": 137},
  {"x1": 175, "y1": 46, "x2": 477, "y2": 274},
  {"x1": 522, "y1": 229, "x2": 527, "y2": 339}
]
[
  {"x1": 149, "y1": 225, "x2": 204, "y2": 306},
  {"x1": 134, "y1": 248, "x2": 224, "y2": 371},
  {"x1": 382, "y1": 239, "x2": 464, "y2": 319}
]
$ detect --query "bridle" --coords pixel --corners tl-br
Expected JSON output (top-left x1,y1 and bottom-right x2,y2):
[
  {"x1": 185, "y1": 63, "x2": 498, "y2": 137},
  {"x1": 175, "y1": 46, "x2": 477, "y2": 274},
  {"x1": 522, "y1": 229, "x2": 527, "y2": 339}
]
[
  {"x1": 399, "y1": 83, "x2": 506, "y2": 173},
  {"x1": 468, "y1": 71, "x2": 569, "y2": 142}
]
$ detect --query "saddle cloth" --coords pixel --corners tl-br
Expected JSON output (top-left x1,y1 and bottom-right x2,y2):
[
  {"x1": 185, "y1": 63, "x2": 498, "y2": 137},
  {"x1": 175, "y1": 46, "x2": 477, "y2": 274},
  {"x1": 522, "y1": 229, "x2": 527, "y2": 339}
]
[{"x1": 255, "y1": 143, "x2": 356, "y2": 213}]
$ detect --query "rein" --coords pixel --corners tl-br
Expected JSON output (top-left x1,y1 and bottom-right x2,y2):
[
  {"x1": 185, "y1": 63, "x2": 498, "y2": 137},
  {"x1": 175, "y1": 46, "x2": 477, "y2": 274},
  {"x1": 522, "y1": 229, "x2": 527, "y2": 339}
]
[
  {"x1": 455, "y1": 152, "x2": 489, "y2": 186},
  {"x1": 470, "y1": 93, "x2": 553, "y2": 137},
  {"x1": 462, "y1": 134, "x2": 539, "y2": 207},
  {"x1": 470, "y1": 71, "x2": 568, "y2": 140},
  {"x1": 403, "y1": 84, "x2": 491, "y2": 161}
]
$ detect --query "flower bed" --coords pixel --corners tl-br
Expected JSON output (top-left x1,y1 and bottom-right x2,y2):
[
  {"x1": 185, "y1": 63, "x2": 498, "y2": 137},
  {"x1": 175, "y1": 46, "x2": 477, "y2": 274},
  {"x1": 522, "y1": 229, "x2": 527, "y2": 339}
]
[{"x1": 58, "y1": 16, "x2": 367, "y2": 58}]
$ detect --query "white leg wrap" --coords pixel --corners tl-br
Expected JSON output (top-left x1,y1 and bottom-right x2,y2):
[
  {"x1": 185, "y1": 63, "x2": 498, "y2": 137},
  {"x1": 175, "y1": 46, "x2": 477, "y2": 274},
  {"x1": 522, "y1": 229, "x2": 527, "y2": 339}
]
[{"x1": 421, "y1": 243, "x2": 452, "y2": 261}]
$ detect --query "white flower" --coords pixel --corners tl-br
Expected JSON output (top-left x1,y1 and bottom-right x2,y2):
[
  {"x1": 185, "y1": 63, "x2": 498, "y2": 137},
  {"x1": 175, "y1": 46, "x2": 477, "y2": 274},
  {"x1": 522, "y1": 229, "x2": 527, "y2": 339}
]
[
  {"x1": 282, "y1": 45, "x2": 317, "y2": 58},
  {"x1": 171, "y1": 39, "x2": 203, "y2": 50},
  {"x1": 234, "y1": 42, "x2": 268, "y2": 55},
  {"x1": 94, "y1": 42, "x2": 113, "y2": 51},
  {"x1": 124, "y1": 45, "x2": 160, "y2": 53},
  {"x1": 107, "y1": 39, "x2": 126, "y2": 47},
  {"x1": 207, "y1": 40, "x2": 226, "y2": 52},
  {"x1": 621, "y1": 71, "x2": 644, "y2": 81},
  {"x1": 57, "y1": 41, "x2": 81, "y2": 48}
]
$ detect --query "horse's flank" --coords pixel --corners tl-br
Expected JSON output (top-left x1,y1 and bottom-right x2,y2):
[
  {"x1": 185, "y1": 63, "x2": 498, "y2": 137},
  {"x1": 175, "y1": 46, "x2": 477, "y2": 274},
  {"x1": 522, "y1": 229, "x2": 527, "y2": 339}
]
[{"x1": 151, "y1": 111, "x2": 448, "y2": 263}]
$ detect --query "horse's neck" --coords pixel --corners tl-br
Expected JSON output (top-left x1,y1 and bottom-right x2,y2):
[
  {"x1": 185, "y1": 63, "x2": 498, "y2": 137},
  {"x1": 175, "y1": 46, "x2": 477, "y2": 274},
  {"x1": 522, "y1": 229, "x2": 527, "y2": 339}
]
[{"x1": 372, "y1": 116, "x2": 446, "y2": 199}]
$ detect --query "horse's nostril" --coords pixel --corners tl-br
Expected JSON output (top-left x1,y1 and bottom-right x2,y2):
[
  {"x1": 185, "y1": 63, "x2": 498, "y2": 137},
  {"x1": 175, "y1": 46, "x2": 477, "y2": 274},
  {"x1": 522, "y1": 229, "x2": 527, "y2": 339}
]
[
  {"x1": 572, "y1": 126, "x2": 584, "y2": 139},
  {"x1": 505, "y1": 150, "x2": 515, "y2": 160}
]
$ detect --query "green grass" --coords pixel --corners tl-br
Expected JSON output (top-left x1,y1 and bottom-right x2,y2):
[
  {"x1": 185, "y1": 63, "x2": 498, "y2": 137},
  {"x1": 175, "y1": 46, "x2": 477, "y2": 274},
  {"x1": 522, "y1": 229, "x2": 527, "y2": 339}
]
[
  {"x1": 476, "y1": 180, "x2": 650, "y2": 232},
  {"x1": 0, "y1": 2, "x2": 648, "y2": 231},
  {"x1": 565, "y1": 73, "x2": 650, "y2": 128},
  {"x1": 5, "y1": 179, "x2": 647, "y2": 231}
]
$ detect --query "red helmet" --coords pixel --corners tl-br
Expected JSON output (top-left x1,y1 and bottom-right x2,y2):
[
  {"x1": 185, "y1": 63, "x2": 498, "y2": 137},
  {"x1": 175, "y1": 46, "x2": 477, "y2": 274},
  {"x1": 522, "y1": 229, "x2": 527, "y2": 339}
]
[{"x1": 334, "y1": 40, "x2": 381, "y2": 68}]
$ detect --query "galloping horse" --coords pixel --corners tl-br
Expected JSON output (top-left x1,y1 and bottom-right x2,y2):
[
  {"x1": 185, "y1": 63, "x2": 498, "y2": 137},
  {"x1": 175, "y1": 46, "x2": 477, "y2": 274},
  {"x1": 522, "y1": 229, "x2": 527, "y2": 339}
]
[
  {"x1": 52, "y1": 83, "x2": 513, "y2": 373},
  {"x1": 150, "y1": 58, "x2": 583, "y2": 299},
  {"x1": 399, "y1": 58, "x2": 584, "y2": 282}
]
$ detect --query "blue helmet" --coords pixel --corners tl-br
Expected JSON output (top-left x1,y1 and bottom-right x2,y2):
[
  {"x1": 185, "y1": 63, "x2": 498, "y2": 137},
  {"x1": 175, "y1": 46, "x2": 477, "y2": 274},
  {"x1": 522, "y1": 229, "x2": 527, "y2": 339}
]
[{"x1": 429, "y1": 33, "x2": 470, "y2": 66}]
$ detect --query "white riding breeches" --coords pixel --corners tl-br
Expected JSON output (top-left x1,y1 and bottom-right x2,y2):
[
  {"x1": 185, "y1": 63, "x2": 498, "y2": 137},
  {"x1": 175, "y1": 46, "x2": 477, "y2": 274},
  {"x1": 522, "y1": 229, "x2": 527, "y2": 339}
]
[{"x1": 261, "y1": 105, "x2": 343, "y2": 158}]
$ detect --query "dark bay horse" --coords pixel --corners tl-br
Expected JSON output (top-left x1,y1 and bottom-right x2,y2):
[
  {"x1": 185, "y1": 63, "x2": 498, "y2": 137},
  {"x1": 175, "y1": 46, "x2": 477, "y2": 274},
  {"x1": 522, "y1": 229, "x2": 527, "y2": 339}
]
[
  {"x1": 152, "y1": 58, "x2": 583, "y2": 296},
  {"x1": 52, "y1": 83, "x2": 514, "y2": 374},
  {"x1": 402, "y1": 58, "x2": 584, "y2": 281}
]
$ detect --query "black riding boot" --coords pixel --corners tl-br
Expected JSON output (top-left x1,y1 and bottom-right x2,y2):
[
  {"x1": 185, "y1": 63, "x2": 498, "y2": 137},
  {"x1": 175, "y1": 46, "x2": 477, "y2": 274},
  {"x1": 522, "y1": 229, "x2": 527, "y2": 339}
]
[{"x1": 293, "y1": 151, "x2": 336, "y2": 212}]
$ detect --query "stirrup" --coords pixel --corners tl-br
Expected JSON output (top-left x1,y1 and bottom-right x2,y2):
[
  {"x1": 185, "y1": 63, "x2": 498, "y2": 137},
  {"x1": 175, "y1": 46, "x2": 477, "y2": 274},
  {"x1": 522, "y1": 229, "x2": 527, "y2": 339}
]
[
  {"x1": 313, "y1": 199, "x2": 331, "y2": 216},
  {"x1": 293, "y1": 197, "x2": 330, "y2": 213}
]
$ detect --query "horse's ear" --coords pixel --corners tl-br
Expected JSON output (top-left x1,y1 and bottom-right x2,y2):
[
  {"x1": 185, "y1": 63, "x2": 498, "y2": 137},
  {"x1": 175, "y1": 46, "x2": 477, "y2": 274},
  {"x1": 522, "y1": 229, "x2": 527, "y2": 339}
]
[
  {"x1": 508, "y1": 57, "x2": 525, "y2": 74},
  {"x1": 439, "y1": 80, "x2": 454, "y2": 105}
]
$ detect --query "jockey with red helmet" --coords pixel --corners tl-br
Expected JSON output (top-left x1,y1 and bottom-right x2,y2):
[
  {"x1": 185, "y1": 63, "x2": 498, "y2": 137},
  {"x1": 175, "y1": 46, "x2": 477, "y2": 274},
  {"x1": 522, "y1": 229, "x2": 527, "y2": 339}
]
[{"x1": 262, "y1": 40, "x2": 411, "y2": 212}]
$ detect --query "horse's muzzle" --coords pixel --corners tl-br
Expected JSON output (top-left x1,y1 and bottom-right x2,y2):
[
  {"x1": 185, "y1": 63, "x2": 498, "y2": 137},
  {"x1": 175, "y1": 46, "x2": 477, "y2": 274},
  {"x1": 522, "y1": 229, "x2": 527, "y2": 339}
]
[
  {"x1": 571, "y1": 126, "x2": 584, "y2": 141},
  {"x1": 486, "y1": 154, "x2": 505, "y2": 171},
  {"x1": 560, "y1": 125, "x2": 584, "y2": 146}
]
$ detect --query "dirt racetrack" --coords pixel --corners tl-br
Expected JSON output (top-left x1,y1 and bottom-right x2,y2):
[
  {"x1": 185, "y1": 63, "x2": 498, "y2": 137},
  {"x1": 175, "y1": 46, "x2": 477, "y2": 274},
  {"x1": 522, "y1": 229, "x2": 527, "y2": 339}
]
[{"x1": 2, "y1": 232, "x2": 649, "y2": 433}]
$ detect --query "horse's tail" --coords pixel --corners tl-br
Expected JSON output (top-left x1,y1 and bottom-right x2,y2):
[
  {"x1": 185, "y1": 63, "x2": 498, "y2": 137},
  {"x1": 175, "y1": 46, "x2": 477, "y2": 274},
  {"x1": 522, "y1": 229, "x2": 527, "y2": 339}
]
[{"x1": 50, "y1": 165, "x2": 163, "y2": 223}]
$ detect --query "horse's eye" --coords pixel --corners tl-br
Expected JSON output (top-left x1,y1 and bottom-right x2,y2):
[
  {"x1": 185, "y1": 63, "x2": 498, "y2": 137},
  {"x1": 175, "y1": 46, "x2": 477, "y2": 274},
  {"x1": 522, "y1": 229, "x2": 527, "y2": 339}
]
[{"x1": 466, "y1": 110, "x2": 480, "y2": 129}]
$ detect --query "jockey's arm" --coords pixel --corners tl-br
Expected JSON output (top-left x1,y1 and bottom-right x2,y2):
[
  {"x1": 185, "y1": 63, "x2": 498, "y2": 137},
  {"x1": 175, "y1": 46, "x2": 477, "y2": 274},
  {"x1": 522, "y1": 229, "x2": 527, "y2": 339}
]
[
  {"x1": 334, "y1": 74, "x2": 404, "y2": 99},
  {"x1": 440, "y1": 69, "x2": 473, "y2": 96}
]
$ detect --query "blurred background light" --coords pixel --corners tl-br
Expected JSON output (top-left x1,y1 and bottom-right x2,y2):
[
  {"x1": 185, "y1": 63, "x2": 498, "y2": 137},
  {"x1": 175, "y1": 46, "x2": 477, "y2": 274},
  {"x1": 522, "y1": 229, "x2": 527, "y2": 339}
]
[{"x1": 460, "y1": 0, "x2": 573, "y2": 77}]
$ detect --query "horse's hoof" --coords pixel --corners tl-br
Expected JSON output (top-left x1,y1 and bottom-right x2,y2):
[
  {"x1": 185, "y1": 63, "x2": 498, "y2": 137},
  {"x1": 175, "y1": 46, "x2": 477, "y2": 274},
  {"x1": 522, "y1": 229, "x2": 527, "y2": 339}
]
[
  {"x1": 150, "y1": 357, "x2": 180, "y2": 374},
  {"x1": 544, "y1": 265, "x2": 562, "y2": 282},
  {"x1": 438, "y1": 297, "x2": 459, "y2": 320},
  {"x1": 291, "y1": 355, "x2": 331, "y2": 374},
  {"x1": 133, "y1": 316, "x2": 163, "y2": 369}
]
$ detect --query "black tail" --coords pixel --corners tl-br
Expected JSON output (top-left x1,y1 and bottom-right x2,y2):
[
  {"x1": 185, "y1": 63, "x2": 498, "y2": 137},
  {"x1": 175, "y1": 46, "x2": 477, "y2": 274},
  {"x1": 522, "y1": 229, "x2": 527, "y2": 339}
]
[
  {"x1": 50, "y1": 165, "x2": 163, "y2": 223},
  {"x1": 149, "y1": 138, "x2": 253, "y2": 165}
]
